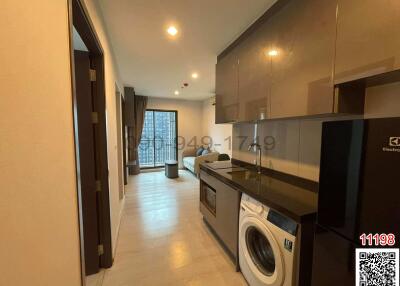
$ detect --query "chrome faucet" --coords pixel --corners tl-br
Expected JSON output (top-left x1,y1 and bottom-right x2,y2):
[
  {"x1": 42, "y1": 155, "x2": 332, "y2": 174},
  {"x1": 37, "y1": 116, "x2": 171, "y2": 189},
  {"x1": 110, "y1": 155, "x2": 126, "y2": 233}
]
[{"x1": 248, "y1": 142, "x2": 262, "y2": 174}]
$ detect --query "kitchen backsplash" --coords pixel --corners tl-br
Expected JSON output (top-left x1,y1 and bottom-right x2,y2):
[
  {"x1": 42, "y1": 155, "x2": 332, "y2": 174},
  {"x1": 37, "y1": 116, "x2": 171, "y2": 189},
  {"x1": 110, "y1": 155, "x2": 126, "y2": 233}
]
[
  {"x1": 232, "y1": 82, "x2": 400, "y2": 182},
  {"x1": 233, "y1": 118, "x2": 323, "y2": 181}
]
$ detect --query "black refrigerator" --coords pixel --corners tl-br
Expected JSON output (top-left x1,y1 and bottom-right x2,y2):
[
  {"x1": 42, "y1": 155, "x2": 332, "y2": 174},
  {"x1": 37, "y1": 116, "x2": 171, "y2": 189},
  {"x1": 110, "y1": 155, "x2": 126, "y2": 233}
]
[{"x1": 311, "y1": 117, "x2": 400, "y2": 285}]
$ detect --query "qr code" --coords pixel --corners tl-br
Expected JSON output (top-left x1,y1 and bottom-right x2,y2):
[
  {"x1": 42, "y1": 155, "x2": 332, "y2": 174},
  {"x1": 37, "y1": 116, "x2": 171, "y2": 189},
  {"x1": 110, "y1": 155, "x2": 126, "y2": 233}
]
[{"x1": 356, "y1": 249, "x2": 399, "y2": 286}]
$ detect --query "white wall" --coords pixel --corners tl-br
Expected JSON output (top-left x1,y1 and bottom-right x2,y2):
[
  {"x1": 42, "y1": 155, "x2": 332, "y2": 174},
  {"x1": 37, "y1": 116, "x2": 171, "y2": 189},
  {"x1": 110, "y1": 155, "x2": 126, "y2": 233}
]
[
  {"x1": 0, "y1": 1, "x2": 126, "y2": 285},
  {"x1": 0, "y1": 1, "x2": 81, "y2": 285},
  {"x1": 233, "y1": 82, "x2": 400, "y2": 182},
  {"x1": 83, "y1": 0, "x2": 125, "y2": 259},
  {"x1": 202, "y1": 97, "x2": 232, "y2": 157},
  {"x1": 146, "y1": 97, "x2": 203, "y2": 168}
]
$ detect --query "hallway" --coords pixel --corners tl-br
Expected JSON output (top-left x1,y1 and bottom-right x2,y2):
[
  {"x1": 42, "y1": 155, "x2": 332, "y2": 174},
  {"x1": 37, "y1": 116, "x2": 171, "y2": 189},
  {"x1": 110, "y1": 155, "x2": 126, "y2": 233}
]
[{"x1": 89, "y1": 170, "x2": 246, "y2": 286}]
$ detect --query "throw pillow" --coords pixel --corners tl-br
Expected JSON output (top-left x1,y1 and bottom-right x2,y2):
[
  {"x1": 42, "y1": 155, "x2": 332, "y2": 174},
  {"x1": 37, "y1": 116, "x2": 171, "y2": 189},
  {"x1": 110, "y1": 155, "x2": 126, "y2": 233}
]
[{"x1": 196, "y1": 146, "x2": 204, "y2": 157}]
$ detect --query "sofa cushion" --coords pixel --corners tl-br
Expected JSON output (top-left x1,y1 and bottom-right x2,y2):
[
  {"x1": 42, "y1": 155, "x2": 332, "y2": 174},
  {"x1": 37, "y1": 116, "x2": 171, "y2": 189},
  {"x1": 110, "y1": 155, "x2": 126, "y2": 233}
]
[
  {"x1": 183, "y1": 156, "x2": 195, "y2": 173},
  {"x1": 183, "y1": 156, "x2": 195, "y2": 167}
]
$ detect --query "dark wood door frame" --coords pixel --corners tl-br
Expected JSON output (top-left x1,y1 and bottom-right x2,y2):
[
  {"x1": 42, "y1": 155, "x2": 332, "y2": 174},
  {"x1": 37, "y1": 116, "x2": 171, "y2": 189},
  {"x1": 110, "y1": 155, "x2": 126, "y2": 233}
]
[
  {"x1": 122, "y1": 97, "x2": 128, "y2": 185},
  {"x1": 115, "y1": 86, "x2": 125, "y2": 196},
  {"x1": 74, "y1": 50, "x2": 100, "y2": 275},
  {"x1": 68, "y1": 0, "x2": 113, "y2": 283}
]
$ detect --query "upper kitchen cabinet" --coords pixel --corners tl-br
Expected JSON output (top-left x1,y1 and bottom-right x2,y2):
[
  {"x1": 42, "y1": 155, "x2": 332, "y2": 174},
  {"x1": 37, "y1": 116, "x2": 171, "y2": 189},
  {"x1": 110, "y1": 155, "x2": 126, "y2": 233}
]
[
  {"x1": 269, "y1": 0, "x2": 338, "y2": 119},
  {"x1": 335, "y1": 0, "x2": 400, "y2": 84},
  {"x1": 215, "y1": 48, "x2": 239, "y2": 123},
  {"x1": 237, "y1": 27, "x2": 272, "y2": 122}
]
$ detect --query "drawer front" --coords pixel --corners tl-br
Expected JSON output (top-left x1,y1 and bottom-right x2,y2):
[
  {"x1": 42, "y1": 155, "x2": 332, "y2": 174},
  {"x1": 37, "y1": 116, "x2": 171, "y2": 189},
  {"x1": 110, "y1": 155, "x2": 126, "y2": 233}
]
[{"x1": 200, "y1": 170, "x2": 222, "y2": 189}]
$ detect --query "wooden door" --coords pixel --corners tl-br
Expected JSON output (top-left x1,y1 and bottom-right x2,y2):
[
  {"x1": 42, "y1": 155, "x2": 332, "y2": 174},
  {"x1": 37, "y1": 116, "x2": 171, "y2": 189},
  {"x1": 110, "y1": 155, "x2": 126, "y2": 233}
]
[
  {"x1": 74, "y1": 50, "x2": 100, "y2": 275},
  {"x1": 215, "y1": 49, "x2": 239, "y2": 123}
]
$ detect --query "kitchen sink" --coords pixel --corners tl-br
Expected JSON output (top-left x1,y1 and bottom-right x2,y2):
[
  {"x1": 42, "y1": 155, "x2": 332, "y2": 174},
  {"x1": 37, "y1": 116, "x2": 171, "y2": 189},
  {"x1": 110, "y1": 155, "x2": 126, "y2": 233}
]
[{"x1": 227, "y1": 169, "x2": 261, "y2": 181}]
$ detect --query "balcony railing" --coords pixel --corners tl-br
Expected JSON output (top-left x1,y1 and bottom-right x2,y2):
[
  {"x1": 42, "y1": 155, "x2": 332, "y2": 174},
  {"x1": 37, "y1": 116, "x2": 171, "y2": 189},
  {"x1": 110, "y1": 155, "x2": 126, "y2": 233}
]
[{"x1": 138, "y1": 139, "x2": 177, "y2": 168}]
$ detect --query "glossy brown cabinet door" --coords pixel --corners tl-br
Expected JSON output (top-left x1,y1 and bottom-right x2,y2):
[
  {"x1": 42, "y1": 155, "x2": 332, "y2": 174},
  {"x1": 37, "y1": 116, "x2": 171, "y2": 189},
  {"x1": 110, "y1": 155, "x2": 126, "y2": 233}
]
[
  {"x1": 237, "y1": 27, "x2": 272, "y2": 121},
  {"x1": 200, "y1": 170, "x2": 240, "y2": 263},
  {"x1": 215, "y1": 49, "x2": 239, "y2": 123},
  {"x1": 335, "y1": 0, "x2": 400, "y2": 84},
  {"x1": 269, "y1": 0, "x2": 337, "y2": 118}
]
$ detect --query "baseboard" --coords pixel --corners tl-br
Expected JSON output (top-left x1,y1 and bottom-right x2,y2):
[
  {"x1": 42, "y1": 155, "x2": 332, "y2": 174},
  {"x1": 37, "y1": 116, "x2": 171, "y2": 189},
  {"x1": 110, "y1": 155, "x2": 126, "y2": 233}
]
[{"x1": 112, "y1": 196, "x2": 125, "y2": 259}]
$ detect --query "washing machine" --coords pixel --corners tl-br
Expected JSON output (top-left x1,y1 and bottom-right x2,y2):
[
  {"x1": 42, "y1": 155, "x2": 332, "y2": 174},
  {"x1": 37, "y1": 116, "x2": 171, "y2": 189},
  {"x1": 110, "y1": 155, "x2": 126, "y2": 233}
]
[{"x1": 239, "y1": 194, "x2": 299, "y2": 286}]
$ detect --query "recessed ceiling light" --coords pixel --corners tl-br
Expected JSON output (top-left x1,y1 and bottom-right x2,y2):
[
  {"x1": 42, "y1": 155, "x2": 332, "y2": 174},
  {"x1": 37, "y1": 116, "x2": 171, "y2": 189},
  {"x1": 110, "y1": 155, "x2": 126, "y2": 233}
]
[
  {"x1": 191, "y1": 72, "x2": 199, "y2": 79},
  {"x1": 174, "y1": 90, "x2": 180, "y2": 95},
  {"x1": 268, "y1": 50, "x2": 278, "y2": 57},
  {"x1": 167, "y1": 26, "x2": 178, "y2": 36}
]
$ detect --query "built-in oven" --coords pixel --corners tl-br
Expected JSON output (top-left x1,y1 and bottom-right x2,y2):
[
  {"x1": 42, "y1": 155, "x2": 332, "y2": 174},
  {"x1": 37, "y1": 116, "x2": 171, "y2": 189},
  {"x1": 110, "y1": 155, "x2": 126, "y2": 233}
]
[{"x1": 200, "y1": 181, "x2": 216, "y2": 216}]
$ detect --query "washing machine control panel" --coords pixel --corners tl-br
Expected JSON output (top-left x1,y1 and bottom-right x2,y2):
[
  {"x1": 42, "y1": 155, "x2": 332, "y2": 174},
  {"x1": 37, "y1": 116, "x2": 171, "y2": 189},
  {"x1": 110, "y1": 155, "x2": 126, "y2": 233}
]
[{"x1": 241, "y1": 194, "x2": 264, "y2": 214}]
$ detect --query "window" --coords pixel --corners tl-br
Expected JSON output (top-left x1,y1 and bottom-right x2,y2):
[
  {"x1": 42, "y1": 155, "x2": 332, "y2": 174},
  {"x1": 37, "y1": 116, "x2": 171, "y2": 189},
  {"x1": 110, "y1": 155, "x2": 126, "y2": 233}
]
[{"x1": 138, "y1": 110, "x2": 177, "y2": 168}]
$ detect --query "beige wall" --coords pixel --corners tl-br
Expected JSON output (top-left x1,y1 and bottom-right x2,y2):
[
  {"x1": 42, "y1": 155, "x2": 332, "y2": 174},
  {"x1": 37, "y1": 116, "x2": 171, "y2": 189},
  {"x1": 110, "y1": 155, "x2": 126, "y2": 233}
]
[
  {"x1": 233, "y1": 83, "x2": 400, "y2": 182},
  {"x1": 146, "y1": 97, "x2": 203, "y2": 168},
  {"x1": 0, "y1": 1, "x2": 126, "y2": 285},
  {"x1": 202, "y1": 98, "x2": 233, "y2": 157},
  {"x1": 144, "y1": 97, "x2": 233, "y2": 167},
  {"x1": 0, "y1": 1, "x2": 81, "y2": 285},
  {"x1": 83, "y1": 0, "x2": 125, "y2": 258},
  {"x1": 364, "y1": 82, "x2": 400, "y2": 118}
]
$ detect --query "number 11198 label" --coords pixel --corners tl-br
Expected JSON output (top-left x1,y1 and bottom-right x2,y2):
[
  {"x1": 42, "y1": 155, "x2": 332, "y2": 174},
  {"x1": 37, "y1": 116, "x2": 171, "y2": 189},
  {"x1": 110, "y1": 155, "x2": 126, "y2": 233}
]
[{"x1": 360, "y1": 233, "x2": 396, "y2": 246}]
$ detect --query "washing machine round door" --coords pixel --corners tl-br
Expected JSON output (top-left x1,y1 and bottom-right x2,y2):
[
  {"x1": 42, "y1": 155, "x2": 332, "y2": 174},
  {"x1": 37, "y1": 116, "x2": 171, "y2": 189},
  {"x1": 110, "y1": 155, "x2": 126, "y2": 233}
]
[{"x1": 240, "y1": 216, "x2": 284, "y2": 286}]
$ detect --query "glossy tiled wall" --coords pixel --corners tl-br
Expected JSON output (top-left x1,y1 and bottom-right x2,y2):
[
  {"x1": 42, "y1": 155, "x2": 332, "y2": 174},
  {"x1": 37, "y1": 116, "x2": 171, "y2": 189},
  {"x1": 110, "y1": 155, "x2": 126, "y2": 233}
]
[{"x1": 232, "y1": 82, "x2": 400, "y2": 182}]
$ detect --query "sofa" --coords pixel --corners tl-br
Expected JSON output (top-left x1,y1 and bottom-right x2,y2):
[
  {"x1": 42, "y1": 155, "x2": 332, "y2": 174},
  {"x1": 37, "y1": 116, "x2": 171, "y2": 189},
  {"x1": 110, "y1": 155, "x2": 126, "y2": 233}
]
[{"x1": 182, "y1": 147, "x2": 219, "y2": 176}]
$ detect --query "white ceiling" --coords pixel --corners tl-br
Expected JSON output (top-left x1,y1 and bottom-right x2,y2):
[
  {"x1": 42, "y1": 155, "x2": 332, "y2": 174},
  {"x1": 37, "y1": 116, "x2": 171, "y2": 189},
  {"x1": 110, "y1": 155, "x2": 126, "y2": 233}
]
[{"x1": 97, "y1": 0, "x2": 277, "y2": 100}]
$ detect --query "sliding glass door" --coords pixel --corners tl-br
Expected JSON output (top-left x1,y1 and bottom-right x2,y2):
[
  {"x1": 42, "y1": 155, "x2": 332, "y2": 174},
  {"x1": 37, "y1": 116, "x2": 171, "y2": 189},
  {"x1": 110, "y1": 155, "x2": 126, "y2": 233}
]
[{"x1": 138, "y1": 110, "x2": 177, "y2": 168}]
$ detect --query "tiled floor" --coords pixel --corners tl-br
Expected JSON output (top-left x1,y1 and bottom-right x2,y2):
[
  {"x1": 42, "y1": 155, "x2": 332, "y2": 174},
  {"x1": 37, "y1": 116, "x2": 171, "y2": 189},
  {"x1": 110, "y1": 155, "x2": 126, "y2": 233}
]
[{"x1": 89, "y1": 170, "x2": 247, "y2": 286}]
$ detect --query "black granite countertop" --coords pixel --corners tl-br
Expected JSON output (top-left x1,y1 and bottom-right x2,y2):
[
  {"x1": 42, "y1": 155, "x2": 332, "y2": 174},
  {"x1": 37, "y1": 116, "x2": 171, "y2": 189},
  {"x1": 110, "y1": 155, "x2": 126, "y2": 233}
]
[{"x1": 200, "y1": 161, "x2": 318, "y2": 223}]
